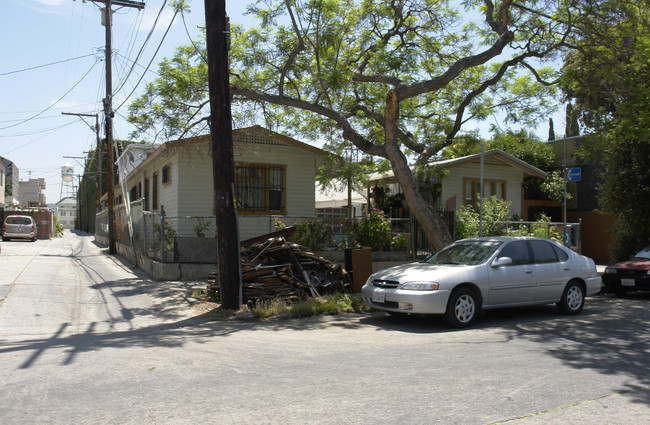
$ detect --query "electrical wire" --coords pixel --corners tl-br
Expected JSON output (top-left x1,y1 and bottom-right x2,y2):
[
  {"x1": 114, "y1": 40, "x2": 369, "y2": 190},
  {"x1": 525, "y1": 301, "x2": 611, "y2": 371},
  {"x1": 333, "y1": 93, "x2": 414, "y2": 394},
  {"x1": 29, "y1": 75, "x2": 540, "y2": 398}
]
[
  {"x1": 0, "y1": 122, "x2": 77, "y2": 156},
  {"x1": 0, "y1": 121, "x2": 78, "y2": 138},
  {"x1": 0, "y1": 60, "x2": 100, "y2": 131},
  {"x1": 113, "y1": 0, "x2": 168, "y2": 96},
  {"x1": 0, "y1": 54, "x2": 95, "y2": 77},
  {"x1": 114, "y1": 9, "x2": 179, "y2": 113}
]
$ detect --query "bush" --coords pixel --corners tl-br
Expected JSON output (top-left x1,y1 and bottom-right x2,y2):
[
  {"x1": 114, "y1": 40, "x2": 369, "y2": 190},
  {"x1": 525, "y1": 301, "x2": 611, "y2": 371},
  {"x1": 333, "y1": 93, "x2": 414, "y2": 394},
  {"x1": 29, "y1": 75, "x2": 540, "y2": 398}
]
[
  {"x1": 289, "y1": 219, "x2": 332, "y2": 250},
  {"x1": 455, "y1": 196, "x2": 512, "y2": 239},
  {"x1": 391, "y1": 233, "x2": 408, "y2": 251},
  {"x1": 350, "y1": 209, "x2": 392, "y2": 251}
]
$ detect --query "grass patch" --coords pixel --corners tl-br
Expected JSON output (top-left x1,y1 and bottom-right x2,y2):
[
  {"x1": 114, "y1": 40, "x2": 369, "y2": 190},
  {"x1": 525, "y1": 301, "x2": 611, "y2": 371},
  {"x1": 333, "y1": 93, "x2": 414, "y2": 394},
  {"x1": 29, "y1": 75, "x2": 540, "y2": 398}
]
[{"x1": 253, "y1": 293, "x2": 370, "y2": 320}]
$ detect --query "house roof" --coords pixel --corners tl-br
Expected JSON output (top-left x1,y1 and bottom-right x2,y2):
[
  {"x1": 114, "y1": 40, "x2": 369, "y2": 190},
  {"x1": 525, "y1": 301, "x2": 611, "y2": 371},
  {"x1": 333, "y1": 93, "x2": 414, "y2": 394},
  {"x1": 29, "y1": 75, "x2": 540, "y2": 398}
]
[
  {"x1": 120, "y1": 126, "x2": 330, "y2": 182},
  {"x1": 368, "y1": 149, "x2": 547, "y2": 182}
]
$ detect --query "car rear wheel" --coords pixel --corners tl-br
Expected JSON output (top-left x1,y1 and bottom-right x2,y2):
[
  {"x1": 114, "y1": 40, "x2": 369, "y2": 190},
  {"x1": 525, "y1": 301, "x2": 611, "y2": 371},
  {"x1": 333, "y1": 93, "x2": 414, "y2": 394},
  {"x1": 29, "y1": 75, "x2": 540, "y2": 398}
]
[
  {"x1": 557, "y1": 280, "x2": 585, "y2": 315},
  {"x1": 444, "y1": 288, "x2": 479, "y2": 328}
]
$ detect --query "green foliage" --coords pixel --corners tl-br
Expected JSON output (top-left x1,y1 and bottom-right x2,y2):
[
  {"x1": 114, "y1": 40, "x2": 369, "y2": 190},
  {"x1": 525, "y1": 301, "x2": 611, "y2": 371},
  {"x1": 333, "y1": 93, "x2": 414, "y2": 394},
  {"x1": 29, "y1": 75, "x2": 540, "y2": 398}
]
[
  {"x1": 598, "y1": 139, "x2": 650, "y2": 261},
  {"x1": 289, "y1": 219, "x2": 333, "y2": 250},
  {"x1": 193, "y1": 217, "x2": 210, "y2": 237},
  {"x1": 391, "y1": 233, "x2": 408, "y2": 251},
  {"x1": 54, "y1": 217, "x2": 64, "y2": 237},
  {"x1": 272, "y1": 217, "x2": 286, "y2": 230},
  {"x1": 153, "y1": 220, "x2": 177, "y2": 250},
  {"x1": 350, "y1": 210, "x2": 392, "y2": 251},
  {"x1": 128, "y1": 1, "x2": 614, "y2": 251},
  {"x1": 253, "y1": 293, "x2": 370, "y2": 319},
  {"x1": 454, "y1": 196, "x2": 512, "y2": 240},
  {"x1": 559, "y1": 2, "x2": 650, "y2": 260},
  {"x1": 455, "y1": 198, "x2": 563, "y2": 242}
]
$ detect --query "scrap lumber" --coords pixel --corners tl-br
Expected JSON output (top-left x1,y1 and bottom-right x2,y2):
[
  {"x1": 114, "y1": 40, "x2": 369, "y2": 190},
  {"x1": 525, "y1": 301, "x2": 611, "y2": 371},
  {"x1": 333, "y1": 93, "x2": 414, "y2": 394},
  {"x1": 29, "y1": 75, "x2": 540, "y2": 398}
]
[{"x1": 206, "y1": 236, "x2": 352, "y2": 303}]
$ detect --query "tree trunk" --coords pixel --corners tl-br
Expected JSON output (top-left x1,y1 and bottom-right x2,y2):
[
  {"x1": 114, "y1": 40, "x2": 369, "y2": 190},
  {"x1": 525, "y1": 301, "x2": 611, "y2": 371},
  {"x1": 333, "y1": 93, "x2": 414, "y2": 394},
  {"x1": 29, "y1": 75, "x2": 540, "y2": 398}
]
[{"x1": 384, "y1": 91, "x2": 453, "y2": 252}]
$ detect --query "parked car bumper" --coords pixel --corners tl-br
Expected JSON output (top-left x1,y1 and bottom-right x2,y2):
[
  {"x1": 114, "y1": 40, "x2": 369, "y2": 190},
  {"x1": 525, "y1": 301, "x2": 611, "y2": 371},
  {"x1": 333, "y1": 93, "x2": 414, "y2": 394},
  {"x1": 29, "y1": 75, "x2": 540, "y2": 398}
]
[
  {"x1": 602, "y1": 274, "x2": 650, "y2": 292},
  {"x1": 3, "y1": 232, "x2": 36, "y2": 240},
  {"x1": 585, "y1": 275, "x2": 603, "y2": 295},
  {"x1": 361, "y1": 284, "x2": 451, "y2": 314}
]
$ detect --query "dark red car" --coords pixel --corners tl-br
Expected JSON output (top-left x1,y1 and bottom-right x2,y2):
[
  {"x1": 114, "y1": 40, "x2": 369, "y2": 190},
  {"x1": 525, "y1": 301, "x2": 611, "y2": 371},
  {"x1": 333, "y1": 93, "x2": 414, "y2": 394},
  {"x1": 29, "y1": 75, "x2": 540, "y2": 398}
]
[{"x1": 602, "y1": 245, "x2": 650, "y2": 295}]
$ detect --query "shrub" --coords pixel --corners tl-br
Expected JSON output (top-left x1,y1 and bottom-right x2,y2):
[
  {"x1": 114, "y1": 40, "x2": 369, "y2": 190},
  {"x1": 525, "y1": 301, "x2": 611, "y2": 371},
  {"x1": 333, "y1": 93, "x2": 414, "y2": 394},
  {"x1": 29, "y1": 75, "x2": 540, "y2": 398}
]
[
  {"x1": 455, "y1": 196, "x2": 512, "y2": 239},
  {"x1": 289, "y1": 219, "x2": 332, "y2": 250},
  {"x1": 392, "y1": 233, "x2": 408, "y2": 251},
  {"x1": 350, "y1": 209, "x2": 392, "y2": 251}
]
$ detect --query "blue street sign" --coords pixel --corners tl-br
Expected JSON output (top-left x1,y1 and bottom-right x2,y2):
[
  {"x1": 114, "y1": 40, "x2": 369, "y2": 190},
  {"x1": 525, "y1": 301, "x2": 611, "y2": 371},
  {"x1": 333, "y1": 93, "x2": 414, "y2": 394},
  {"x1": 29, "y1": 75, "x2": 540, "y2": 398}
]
[{"x1": 566, "y1": 167, "x2": 581, "y2": 182}]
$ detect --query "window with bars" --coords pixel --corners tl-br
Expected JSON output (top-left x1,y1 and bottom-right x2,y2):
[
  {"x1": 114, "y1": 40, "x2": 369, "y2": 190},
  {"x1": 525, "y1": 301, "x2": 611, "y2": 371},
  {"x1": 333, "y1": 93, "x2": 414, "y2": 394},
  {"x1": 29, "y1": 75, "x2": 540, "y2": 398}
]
[
  {"x1": 162, "y1": 164, "x2": 171, "y2": 185},
  {"x1": 144, "y1": 177, "x2": 150, "y2": 211},
  {"x1": 235, "y1": 163, "x2": 286, "y2": 214},
  {"x1": 152, "y1": 173, "x2": 159, "y2": 211}
]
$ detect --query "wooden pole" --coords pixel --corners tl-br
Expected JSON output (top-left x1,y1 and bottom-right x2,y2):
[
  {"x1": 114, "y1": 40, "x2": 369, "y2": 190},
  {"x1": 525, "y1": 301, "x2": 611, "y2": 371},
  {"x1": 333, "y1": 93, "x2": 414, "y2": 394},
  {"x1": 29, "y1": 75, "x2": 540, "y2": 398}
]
[
  {"x1": 104, "y1": 1, "x2": 116, "y2": 254},
  {"x1": 204, "y1": 0, "x2": 242, "y2": 310}
]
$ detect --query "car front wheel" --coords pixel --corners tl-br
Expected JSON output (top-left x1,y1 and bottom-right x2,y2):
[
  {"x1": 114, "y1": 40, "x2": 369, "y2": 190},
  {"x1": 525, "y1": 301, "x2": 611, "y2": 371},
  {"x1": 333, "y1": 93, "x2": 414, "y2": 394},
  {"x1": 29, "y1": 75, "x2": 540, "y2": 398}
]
[
  {"x1": 444, "y1": 288, "x2": 480, "y2": 328},
  {"x1": 557, "y1": 280, "x2": 585, "y2": 315}
]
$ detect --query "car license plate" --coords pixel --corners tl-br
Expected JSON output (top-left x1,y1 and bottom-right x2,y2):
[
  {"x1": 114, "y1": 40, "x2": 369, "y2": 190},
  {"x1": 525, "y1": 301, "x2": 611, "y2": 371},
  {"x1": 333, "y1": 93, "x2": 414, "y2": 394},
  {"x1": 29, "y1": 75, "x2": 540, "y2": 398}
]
[
  {"x1": 372, "y1": 291, "x2": 385, "y2": 303},
  {"x1": 621, "y1": 278, "x2": 636, "y2": 287}
]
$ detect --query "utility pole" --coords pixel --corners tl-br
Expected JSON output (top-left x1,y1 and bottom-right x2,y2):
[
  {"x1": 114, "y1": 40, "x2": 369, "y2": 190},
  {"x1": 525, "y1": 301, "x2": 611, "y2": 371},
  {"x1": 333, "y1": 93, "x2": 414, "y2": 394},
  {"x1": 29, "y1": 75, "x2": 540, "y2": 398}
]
[
  {"x1": 90, "y1": 0, "x2": 145, "y2": 254},
  {"x1": 63, "y1": 155, "x2": 88, "y2": 232},
  {"x1": 204, "y1": 0, "x2": 242, "y2": 310},
  {"x1": 62, "y1": 112, "x2": 102, "y2": 212}
]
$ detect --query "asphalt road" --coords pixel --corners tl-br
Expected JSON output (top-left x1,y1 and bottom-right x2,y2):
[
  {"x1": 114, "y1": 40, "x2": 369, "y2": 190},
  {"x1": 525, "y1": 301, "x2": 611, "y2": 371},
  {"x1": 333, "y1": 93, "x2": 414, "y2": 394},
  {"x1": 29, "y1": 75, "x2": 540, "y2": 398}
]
[{"x1": 1, "y1": 232, "x2": 649, "y2": 424}]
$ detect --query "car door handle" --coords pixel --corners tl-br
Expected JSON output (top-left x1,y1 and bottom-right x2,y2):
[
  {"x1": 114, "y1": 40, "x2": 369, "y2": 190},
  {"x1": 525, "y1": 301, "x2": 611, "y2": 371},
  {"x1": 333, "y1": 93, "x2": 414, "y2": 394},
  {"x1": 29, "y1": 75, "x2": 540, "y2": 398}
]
[
  {"x1": 563, "y1": 267, "x2": 571, "y2": 271},
  {"x1": 525, "y1": 270, "x2": 533, "y2": 274}
]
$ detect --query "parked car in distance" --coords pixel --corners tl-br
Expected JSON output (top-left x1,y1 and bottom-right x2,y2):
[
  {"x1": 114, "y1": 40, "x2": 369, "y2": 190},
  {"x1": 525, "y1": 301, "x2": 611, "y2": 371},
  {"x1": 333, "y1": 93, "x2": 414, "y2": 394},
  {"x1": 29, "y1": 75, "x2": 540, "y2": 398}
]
[
  {"x1": 2, "y1": 215, "x2": 37, "y2": 242},
  {"x1": 602, "y1": 245, "x2": 650, "y2": 295},
  {"x1": 362, "y1": 236, "x2": 601, "y2": 328}
]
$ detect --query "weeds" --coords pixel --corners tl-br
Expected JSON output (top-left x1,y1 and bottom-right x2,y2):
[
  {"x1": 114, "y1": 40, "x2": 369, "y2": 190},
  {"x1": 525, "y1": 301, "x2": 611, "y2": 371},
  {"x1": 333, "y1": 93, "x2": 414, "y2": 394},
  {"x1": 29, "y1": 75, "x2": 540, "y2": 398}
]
[{"x1": 253, "y1": 293, "x2": 370, "y2": 320}]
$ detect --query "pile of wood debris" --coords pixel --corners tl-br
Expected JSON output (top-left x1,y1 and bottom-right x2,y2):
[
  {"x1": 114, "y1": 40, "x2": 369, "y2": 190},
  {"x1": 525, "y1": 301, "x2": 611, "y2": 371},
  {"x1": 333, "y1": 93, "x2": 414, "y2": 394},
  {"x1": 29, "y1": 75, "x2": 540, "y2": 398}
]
[{"x1": 206, "y1": 237, "x2": 352, "y2": 303}]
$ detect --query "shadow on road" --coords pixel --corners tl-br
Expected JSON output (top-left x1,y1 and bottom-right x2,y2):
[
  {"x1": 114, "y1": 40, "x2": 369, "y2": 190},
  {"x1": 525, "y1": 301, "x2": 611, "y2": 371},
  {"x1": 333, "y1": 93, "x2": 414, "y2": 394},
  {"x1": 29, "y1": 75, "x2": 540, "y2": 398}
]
[{"x1": 3, "y1": 232, "x2": 650, "y2": 406}]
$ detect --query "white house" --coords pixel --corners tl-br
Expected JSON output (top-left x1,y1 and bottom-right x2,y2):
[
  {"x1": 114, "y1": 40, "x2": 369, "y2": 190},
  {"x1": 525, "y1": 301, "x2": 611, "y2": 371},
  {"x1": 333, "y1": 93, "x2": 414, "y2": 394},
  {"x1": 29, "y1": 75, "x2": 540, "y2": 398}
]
[
  {"x1": 56, "y1": 197, "x2": 77, "y2": 229},
  {"x1": 113, "y1": 126, "x2": 328, "y2": 241},
  {"x1": 316, "y1": 149, "x2": 547, "y2": 218}
]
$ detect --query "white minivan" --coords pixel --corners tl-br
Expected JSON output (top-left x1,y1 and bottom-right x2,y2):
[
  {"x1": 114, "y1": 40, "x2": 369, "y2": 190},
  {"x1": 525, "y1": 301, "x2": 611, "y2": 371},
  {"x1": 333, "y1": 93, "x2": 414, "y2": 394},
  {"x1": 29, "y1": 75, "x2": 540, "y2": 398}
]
[{"x1": 2, "y1": 215, "x2": 37, "y2": 242}]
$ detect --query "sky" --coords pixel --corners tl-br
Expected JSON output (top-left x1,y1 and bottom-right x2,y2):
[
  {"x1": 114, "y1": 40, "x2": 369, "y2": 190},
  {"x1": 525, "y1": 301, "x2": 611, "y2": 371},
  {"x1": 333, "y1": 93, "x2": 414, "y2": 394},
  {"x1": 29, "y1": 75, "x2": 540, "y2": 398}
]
[
  {"x1": 1, "y1": 0, "x2": 566, "y2": 206},
  {"x1": 1, "y1": 0, "x2": 250, "y2": 205}
]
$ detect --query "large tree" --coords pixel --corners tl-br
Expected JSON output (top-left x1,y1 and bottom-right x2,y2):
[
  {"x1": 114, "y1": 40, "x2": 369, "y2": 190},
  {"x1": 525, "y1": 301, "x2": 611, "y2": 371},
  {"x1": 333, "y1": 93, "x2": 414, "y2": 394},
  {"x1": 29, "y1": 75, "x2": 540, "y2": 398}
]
[
  {"x1": 129, "y1": 0, "x2": 600, "y2": 251},
  {"x1": 559, "y1": 1, "x2": 650, "y2": 260}
]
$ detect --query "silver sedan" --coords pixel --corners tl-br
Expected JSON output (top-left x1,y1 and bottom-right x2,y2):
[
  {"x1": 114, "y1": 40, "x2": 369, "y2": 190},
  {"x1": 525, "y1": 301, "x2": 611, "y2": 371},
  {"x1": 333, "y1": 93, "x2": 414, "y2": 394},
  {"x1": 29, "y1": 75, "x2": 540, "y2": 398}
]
[{"x1": 362, "y1": 236, "x2": 601, "y2": 328}]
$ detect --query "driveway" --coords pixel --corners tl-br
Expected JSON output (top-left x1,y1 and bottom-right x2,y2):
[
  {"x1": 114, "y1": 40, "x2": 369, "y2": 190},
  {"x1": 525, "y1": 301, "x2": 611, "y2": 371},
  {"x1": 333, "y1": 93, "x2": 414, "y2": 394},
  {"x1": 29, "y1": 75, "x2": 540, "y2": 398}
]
[{"x1": 1, "y1": 232, "x2": 649, "y2": 424}]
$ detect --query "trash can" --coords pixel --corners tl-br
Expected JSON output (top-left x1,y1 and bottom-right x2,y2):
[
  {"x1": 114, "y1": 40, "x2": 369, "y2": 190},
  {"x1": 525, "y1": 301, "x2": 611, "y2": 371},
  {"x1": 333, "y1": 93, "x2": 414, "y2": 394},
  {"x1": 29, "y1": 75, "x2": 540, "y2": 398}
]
[{"x1": 344, "y1": 247, "x2": 372, "y2": 293}]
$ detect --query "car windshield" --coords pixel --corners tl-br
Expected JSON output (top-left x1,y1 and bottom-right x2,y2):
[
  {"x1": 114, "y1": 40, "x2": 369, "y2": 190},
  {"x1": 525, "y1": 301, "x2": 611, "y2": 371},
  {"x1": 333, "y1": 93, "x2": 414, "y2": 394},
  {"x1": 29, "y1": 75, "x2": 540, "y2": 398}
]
[
  {"x1": 424, "y1": 241, "x2": 503, "y2": 265},
  {"x1": 633, "y1": 245, "x2": 650, "y2": 260}
]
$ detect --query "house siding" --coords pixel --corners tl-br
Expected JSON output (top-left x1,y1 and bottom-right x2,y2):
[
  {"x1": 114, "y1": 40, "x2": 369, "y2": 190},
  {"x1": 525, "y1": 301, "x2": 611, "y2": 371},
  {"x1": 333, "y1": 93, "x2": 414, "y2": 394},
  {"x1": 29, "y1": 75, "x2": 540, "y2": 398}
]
[
  {"x1": 441, "y1": 161, "x2": 524, "y2": 216},
  {"x1": 115, "y1": 129, "x2": 325, "y2": 241}
]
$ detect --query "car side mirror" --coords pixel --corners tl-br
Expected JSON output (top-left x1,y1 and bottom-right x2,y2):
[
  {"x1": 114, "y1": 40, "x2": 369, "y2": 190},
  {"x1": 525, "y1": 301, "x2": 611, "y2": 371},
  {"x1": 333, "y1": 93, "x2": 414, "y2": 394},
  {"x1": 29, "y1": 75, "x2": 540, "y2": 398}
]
[{"x1": 492, "y1": 257, "x2": 513, "y2": 267}]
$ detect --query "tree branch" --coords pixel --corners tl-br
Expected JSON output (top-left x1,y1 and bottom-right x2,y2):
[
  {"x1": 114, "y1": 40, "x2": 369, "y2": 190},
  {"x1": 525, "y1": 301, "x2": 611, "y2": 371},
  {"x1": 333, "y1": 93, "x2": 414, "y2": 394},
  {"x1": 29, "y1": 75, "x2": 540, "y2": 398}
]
[
  {"x1": 396, "y1": 29, "x2": 515, "y2": 100},
  {"x1": 279, "y1": 0, "x2": 305, "y2": 98},
  {"x1": 232, "y1": 86, "x2": 386, "y2": 157}
]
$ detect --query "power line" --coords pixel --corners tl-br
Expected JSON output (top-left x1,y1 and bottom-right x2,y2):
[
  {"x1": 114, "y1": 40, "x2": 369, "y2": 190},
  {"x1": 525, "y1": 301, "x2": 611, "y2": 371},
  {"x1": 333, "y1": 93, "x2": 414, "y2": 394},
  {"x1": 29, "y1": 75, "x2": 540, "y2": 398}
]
[
  {"x1": 0, "y1": 122, "x2": 77, "y2": 156},
  {"x1": 0, "y1": 54, "x2": 95, "y2": 77},
  {"x1": 113, "y1": 0, "x2": 169, "y2": 97},
  {"x1": 0, "y1": 60, "x2": 100, "y2": 131},
  {"x1": 0, "y1": 121, "x2": 78, "y2": 138},
  {"x1": 115, "y1": 8, "x2": 179, "y2": 112}
]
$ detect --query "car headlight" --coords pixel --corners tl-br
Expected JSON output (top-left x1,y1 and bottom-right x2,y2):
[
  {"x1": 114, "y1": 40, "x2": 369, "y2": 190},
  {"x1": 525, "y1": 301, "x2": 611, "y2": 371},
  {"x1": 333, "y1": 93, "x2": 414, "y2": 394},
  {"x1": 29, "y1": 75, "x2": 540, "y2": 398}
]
[
  {"x1": 400, "y1": 282, "x2": 439, "y2": 291},
  {"x1": 605, "y1": 268, "x2": 617, "y2": 274}
]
